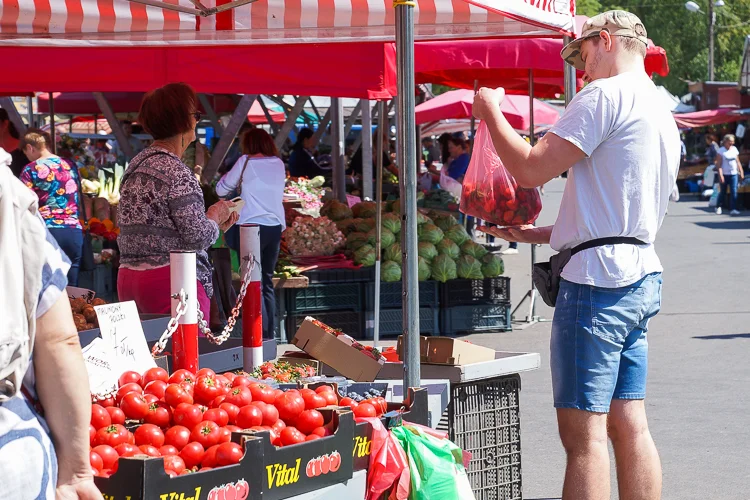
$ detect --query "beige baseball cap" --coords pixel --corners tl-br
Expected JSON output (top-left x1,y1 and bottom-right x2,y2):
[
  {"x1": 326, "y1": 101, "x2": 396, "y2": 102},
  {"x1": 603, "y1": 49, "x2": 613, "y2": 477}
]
[{"x1": 561, "y1": 10, "x2": 648, "y2": 70}]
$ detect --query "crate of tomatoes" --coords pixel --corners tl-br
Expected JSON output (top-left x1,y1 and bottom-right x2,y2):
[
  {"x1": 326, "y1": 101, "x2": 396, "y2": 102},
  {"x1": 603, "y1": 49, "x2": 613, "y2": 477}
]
[{"x1": 89, "y1": 367, "x2": 355, "y2": 500}]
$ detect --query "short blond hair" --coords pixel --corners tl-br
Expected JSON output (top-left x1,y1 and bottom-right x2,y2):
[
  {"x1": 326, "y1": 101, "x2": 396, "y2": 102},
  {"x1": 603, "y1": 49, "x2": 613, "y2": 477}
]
[
  {"x1": 20, "y1": 128, "x2": 51, "y2": 151},
  {"x1": 723, "y1": 134, "x2": 736, "y2": 144}
]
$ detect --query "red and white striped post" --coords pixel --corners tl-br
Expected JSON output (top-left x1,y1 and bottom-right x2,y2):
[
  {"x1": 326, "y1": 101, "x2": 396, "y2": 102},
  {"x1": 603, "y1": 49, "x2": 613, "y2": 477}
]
[
  {"x1": 171, "y1": 251, "x2": 199, "y2": 373},
  {"x1": 240, "y1": 224, "x2": 263, "y2": 372}
]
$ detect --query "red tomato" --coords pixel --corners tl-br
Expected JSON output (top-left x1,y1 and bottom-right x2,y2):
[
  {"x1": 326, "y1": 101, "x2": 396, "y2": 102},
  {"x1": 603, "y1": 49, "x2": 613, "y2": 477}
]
[
  {"x1": 92, "y1": 445, "x2": 119, "y2": 470},
  {"x1": 164, "y1": 426, "x2": 191, "y2": 451},
  {"x1": 214, "y1": 375, "x2": 232, "y2": 394},
  {"x1": 259, "y1": 403, "x2": 280, "y2": 426},
  {"x1": 120, "y1": 392, "x2": 149, "y2": 420},
  {"x1": 315, "y1": 385, "x2": 334, "y2": 394},
  {"x1": 311, "y1": 427, "x2": 332, "y2": 438},
  {"x1": 216, "y1": 426, "x2": 232, "y2": 444},
  {"x1": 367, "y1": 397, "x2": 387, "y2": 415},
  {"x1": 94, "y1": 424, "x2": 130, "y2": 448},
  {"x1": 201, "y1": 444, "x2": 221, "y2": 468},
  {"x1": 115, "y1": 443, "x2": 139, "y2": 457},
  {"x1": 353, "y1": 403, "x2": 377, "y2": 418},
  {"x1": 173, "y1": 404, "x2": 203, "y2": 429},
  {"x1": 193, "y1": 376, "x2": 222, "y2": 406},
  {"x1": 224, "y1": 386, "x2": 253, "y2": 408},
  {"x1": 118, "y1": 371, "x2": 142, "y2": 388},
  {"x1": 144, "y1": 380, "x2": 168, "y2": 400},
  {"x1": 280, "y1": 427, "x2": 306, "y2": 447},
  {"x1": 299, "y1": 388, "x2": 316, "y2": 400},
  {"x1": 210, "y1": 395, "x2": 226, "y2": 409},
  {"x1": 179, "y1": 442, "x2": 205, "y2": 469},
  {"x1": 164, "y1": 384, "x2": 192, "y2": 408},
  {"x1": 271, "y1": 419, "x2": 286, "y2": 436},
  {"x1": 180, "y1": 380, "x2": 195, "y2": 397},
  {"x1": 168, "y1": 369, "x2": 195, "y2": 385},
  {"x1": 104, "y1": 407, "x2": 126, "y2": 426},
  {"x1": 115, "y1": 383, "x2": 143, "y2": 405},
  {"x1": 249, "y1": 383, "x2": 277, "y2": 404},
  {"x1": 138, "y1": 445, "x2": 161, "y2": 457},
  {"x1": 272, "y1": 389, "x2": 284, "y2": 400},
  {"x1": 236, "y1": 405, "x2": 263, "y2": 428},
  {"x1": 159, "y1": 445, "x2": 179, "y2": 457},
  {"x1": 296, "y1": 410, "x2": 324, "y2": 435},
  {"x1": 143, "y1": 394, "x2": 159, "y2": 405},
  {"x1": 134, "y1": 424, "x2": 165, "y2": 448},
  {"x1": 319, "y1": 391, "x2": 337, "y2": 406},
  {"x1": 231, "y1": 376, "x2": 251, "y2": 389},
  {"x1": 97, "y1": 396, "x2": 115, "y2": 408},
  {"x1": 202, "y1": 408, "x2": 229, "y2": 427},
  {"x1": 215, "y1": 442, "x2": 244, "y2": 466},
  {"x1": 274, "y1": 392, "x2": 305, "y2": 425},
  {"x1": 141, "y1": 367, "x2": 169, "y2": 387},
  {"x1": 339, "y1": 397, "x2": 358, "y2": 409},
  {"x1": 90, "y1": 451, "x2": 104, "y2": 471},
  {"x1": 305, "y1": 434, "x2": 321, "y2": 441},
  {"x1": 219, "y1": 403, "x2": 240, "y2": 425},
  {"x1": 144, "y1": 402, "x2": 172, "y2": 428},
  {"x1": 221, "y1": 372, "x2": 237, "y2": 383},
  {"x1": 89, "y1": 425, "x2": 96, "y2": 446},
  {"x1": 91, "y1": 404, "x2": 111, "y2": 430},
  {"x1": 191, "y1": 421, "x2": 221, "y2": 449},
  {"x1": 196, "y1": 368, "x2": 216, "y2": 379},
  {"x1": 163, "y1": 455, "x2": 186, "y2": 475},
  {"x1": 225, "y1": 425, "x2": 242, "y2": 433}
]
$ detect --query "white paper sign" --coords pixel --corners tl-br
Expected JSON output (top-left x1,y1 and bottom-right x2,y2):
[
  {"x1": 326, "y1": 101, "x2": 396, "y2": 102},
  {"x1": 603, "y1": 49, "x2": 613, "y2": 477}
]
[
  {"x1": 95, "y1": 301, "x2": 156, "y2": 374},
  {"x1": 81, "y1": 337, "x2": 120, "y2": 397},
  {"x1": 67, "y1": 286, "x2": 95, "y2": 302}
]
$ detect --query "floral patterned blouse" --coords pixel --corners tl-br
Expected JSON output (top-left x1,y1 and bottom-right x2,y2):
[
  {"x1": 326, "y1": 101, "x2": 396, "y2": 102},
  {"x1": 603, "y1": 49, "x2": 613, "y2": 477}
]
[{"x1": 20, "y1": 157, "x2": 81, "y2": 229}]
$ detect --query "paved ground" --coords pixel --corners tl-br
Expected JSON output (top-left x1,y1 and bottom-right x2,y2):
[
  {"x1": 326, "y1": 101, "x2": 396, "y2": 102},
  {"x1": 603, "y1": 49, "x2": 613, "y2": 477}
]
[{"x1": 459, "y1": 178, "x2": 750, "y2": 500}]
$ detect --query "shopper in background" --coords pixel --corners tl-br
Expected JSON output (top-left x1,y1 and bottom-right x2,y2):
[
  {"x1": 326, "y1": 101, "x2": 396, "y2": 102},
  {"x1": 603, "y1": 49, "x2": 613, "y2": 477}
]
[
  {"x1": 216, "y1": 128, "x2": 285, "y2": 340},
  {"x1": 438, "y1": 133, "x2": 452, "y2": 164},
  {"x1": 348, "y1": 128, "x2": 397, "y2": 179},
  {"x1": 288, "y1": 128, "x2": 325, "y2": 178},
  {"x1": 705, "y1": 133, "x2": 720, "y2": 167},
  {"x1": 444, "y1": 136, "x2": 470, "y2": 182},
  {"x1": 0, "y1": 160, "x2": 103, "y2": 500},
  {"x1": 715, "y1": 134, "x2": 743, "y2": 216},
  {"x1": 475, "y1": 11, "x2": 678, "y2": 500},
  {"x1": 110, "y1": 120, "x2": 144, "y2": 163},
  {"x1": 19, "y1": 129, "x2": 83, "y2": 286},
  {"x1": 117, "y1": 83, "x2": 238, "y2": 321},
  {"x1": 0, "y1": 109, "x2": 29, "y2": 177},
  {"x1": 422, "y1": 136, "x2": 442, "y2": 169}
]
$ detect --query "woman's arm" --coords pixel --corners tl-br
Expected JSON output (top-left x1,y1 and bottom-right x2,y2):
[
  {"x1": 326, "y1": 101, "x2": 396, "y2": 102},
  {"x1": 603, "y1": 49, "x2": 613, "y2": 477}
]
[
  {"x1": 215, "y1": 156, "x2": 246, "y2": 198},
  {"x1": 478, "y1": 224, "x2": 554, "y2": 245},
  {"x1": 168, "y1": 164, "x2": 221, "y2": 250},
  {"x1": 35, "y1": 294, "x2": 103, "y2": 499},
  {"x1": 715, "y1": 155, "x2": 724, "y2": 183}
]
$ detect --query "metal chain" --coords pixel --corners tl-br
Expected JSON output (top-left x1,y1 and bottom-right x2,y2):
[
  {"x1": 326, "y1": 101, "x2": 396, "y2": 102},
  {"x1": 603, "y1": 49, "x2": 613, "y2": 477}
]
[
  {"x1": 205, "y1": 255, "x2": 258, "y2": 346},
  {"x1": 151, "y1": 289, "x2": 188, "y2": 357}
]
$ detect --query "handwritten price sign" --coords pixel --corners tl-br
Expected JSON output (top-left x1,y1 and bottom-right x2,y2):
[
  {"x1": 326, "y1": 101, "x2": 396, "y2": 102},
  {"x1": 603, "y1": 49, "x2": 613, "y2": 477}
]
[{"x1": 95, "y1": 301, "x2": 156, "y2": 374}]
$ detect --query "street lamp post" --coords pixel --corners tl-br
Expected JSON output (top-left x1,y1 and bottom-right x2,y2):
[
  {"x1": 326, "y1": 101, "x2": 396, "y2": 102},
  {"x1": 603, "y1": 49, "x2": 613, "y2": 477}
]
[{"x1": 686, "y1": 0, "x2": 725, "y2": 81}]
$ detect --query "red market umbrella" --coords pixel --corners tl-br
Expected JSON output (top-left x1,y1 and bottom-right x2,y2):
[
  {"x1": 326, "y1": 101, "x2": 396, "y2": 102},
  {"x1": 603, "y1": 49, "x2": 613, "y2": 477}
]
[{"x1": 415, "y1": 89, "x2": 560, "y2": 131}]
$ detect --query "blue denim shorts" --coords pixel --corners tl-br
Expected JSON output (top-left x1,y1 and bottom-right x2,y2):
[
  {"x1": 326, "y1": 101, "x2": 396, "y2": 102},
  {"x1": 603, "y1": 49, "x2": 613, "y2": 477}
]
[{"x1": 550, "y1": 273, "x2": 662, "y2": 413}]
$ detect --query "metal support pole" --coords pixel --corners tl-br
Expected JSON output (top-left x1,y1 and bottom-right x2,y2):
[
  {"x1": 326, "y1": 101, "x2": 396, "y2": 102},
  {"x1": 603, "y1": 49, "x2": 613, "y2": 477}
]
[
  {"x1": 93, "y1": 92, "x2": 131, "y2": 160},
  {"x1": 198, "y1": 94, "x2": 224, "y2": 136},
  {"x1": 563, "y1": 36, "x2": 578, "y2": 107},
  {"x1": 240, "y1": 224, "x2": 263, "y2": 372},
  {"x1": 362, "y1": 100, "x2": 374, "y2": 200},
  {"x1": 49, "y1": 93, "x2": 56, "y2": 154},
  {"x1": 0, "y1": 97, "x2": 27, "y2": 137},
  {"x1": 344, "y1": 101, "x2": 362, "y2": 137},
  {"x1": 201, "y1": 94, "x2": 256, "y2": 183},
  {"x1": 171, "y1": 251, "x2": 199, "y2": 372},
  {"x1": 274, "y1": 96, "x2": 309, "y2": 150},
  {"x1": 331, "y1": 97, "x2": 347, "y2": 202},
  {"x1": 373, "y1": 101, "x2": 385, "y2": 347},
  {"x1": 26, "y1": 96, "x2": 33, "y2": 128},
  {"x1": 311, "y1": 108, "x2": 332, "y2": 147},
  {"x1": 258, "y1": 98, "x2": 281, "y2": 135},
  {"x1": 396, "y1": 2, "x2": 420, "y2": 391},
  {"x1": 469, "y1": 80, "x2": 478, "y2": 152}
]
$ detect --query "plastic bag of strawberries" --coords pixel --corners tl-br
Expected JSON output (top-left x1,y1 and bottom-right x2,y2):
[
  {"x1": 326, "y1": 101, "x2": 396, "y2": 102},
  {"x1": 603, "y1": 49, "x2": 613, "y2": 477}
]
[{"x1": 459, "y1": 121, "x2": 542, "y2": 226}]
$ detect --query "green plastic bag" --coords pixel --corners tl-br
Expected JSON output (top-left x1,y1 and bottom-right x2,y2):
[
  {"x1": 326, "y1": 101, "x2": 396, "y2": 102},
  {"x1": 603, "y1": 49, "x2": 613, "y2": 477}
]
[{"x1": 390, "y1": 425, "x2": 475, "y2": 500}]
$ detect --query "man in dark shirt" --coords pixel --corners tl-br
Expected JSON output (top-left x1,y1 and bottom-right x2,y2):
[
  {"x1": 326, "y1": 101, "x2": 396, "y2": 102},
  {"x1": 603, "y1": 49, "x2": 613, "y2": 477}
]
[{"x1": 0, "y1": 109, "x2": 29, "y2": 177}]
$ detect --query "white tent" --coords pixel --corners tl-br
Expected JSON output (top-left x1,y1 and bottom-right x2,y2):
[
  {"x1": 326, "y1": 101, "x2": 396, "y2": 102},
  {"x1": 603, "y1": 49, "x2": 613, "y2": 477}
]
[{"x1": 657, "y1": 86, "x2": 696, "y2": 113}]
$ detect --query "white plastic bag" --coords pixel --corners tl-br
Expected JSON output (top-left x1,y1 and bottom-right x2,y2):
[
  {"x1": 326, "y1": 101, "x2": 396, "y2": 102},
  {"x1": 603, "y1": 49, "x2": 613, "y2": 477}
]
[
  {"x1": 439, "y1": 169, "x2": 462, "y2": 201},
  {"x1": 708, "y1": 183, "x2": 720, "y2": 207}
]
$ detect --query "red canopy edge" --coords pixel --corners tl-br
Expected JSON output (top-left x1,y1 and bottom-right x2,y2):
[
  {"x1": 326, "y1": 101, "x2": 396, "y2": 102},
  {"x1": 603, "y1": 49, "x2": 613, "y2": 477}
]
[
  {"x1": 0, "y1": 43, "x2": 396, "y2": 99},
  {"x1": 673, "y1": 108, "x2": 748, "y2": 129}
]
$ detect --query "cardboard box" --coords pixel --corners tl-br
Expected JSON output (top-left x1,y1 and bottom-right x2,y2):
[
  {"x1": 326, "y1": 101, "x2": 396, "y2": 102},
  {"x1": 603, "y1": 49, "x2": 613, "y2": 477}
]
[
  {"x1": 292, "y1": 317, "x2": 384, "y2": 382},
  {"x1": 278, "y1": 356, "x2": 322, "y2": 376},
  {"x1": 397, "y1": 335, "x2": 496, "y2": 365}
]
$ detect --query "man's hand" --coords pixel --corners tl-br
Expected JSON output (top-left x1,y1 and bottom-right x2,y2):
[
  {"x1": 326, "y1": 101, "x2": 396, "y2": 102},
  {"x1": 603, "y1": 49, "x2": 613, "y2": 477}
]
[
  {"x1": 473, "y1": 87, "x2": 505, "y2": 121},
  {"x1": 56, "y1": 475, "x2": 103, "y2": 500},
  {"x1": 477, "y1": 224, "x2": 553, "y2": 245}
]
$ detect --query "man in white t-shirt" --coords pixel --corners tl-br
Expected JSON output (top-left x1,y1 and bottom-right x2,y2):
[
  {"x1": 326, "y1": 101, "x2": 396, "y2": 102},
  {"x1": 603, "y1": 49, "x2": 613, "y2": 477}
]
[
  {"x1": 714, "y1": 133, "x2": 744, "y2": 215},
  {"x1": 473, "y1": 11, "x2": 679, "y2": 500}
]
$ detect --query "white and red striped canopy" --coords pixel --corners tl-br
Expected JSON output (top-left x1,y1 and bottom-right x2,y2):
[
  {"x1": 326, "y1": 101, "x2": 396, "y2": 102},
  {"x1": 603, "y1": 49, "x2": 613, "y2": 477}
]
[{"x1": 0, "y1": 0, "x2": 573, "y2": 46}]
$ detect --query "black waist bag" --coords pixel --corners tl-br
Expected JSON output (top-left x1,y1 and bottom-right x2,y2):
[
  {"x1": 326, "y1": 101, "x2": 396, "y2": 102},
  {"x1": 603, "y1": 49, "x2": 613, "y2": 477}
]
[{"x1": 532, "y1": 237, "x2": 647, "y2": 307}]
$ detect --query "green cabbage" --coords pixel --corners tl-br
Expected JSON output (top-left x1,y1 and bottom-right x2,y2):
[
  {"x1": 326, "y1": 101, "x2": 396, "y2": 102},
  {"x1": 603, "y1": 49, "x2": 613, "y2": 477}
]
[
  {"x1": 444, "y1": 225, "x2": 470, "y2": 246},
  {"x1": 436, "y1": 239, "x2": 461, "y2": 260},
  {"x1": 321, "y1": 200, "x2": 353, "y2": 221},
  {"x1": 433, "y1": 214, "x2": 458, "y2": 232},
  {"x1": 417, "y1": 212, "x2": 432, "y2": 226},
  {"x1": 417, "y1": 242, "x2": 438, "y2": 262},
  {"x1": 457, "y1": 255, "x2": 484, "y2": 279},
  {"x1": 346, "y1": 232, "x2": 369, "y2": 251},
  {"x1": 367, "y1": 228, "x2": 395, "y2": 249},
  {"x1": 461, "y1": 240, "x2": 488, "y2": 259},
  {"x1": 418, "y1": 256, "x2": 432, "y2": 281},
  {"x1": 354, "y1": 244, "x2": 376, "y2": 267},
  {"x1": 384, "y1": 243, "x2": 401, "y2": 263},
  {"x1": 431, "y1": 255, "x2": 457, "y2": 283},
  {"x1": 481, "y1": 254, "x2": 504, "y2": 278},
  {"x1": 352, "y1": 201, "x2": 377, "y2": 219},
  {"x1": 418, "y1": 224, "x2": 444, "y2": 245},
  {"x1": 382, "y1": 213, "x2": 401, "y2": 235},
  {"x1": 381, "y1": 261, "x2": 402, "y2": 282}
]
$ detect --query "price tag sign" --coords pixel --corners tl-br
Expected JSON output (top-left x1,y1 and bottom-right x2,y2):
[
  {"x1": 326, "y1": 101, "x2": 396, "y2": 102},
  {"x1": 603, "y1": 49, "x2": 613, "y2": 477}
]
[
  {"x1": 67, "y1": 286, "x2": 95, "y2": 302},
  {"x1": 95, "y1": 301, "x2": 156, "y2": 374},
  {"x1": 81, "y1": 337, "x2": 120, "y2": 396},
  {"x1": 346, "y1": 194, "x2": 362, "y2": 208}
]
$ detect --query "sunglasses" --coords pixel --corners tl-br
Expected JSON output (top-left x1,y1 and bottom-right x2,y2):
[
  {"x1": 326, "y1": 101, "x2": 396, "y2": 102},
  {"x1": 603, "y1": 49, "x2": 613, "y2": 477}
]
[{"x1": 192, "y1": 111, "x2": 202, "y2": 121}]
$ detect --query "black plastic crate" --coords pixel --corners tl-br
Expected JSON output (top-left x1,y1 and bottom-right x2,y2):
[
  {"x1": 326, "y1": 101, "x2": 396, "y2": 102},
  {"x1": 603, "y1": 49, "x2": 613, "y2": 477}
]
[
  {"x1": 364, "y1": 307, "x2": 438, "y2": 339},
  {"x1": 78, "y1": 264, "x2": 116, "y2": 302},
  {"x1": 286, "y1": 309, "x2": 363, "y2": 339},
  {"x1": 438, "y1": 375, "x2": 522, "y2": 500},
  {"x1": 440, "y1": 303, "x2": 512, "y2": 335},
  {"x1": 286, "y1": 282, "x2": 364, "y2": 313},
  {"x1": 303, "y1": 267, "x2": 375, "y2": 284},
  {"x1": 365, "y1": 280, "x2": 440, "y2": 309},
  {"x1": 439, "y1": 277, "x2": 511, "y2": 307}
]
